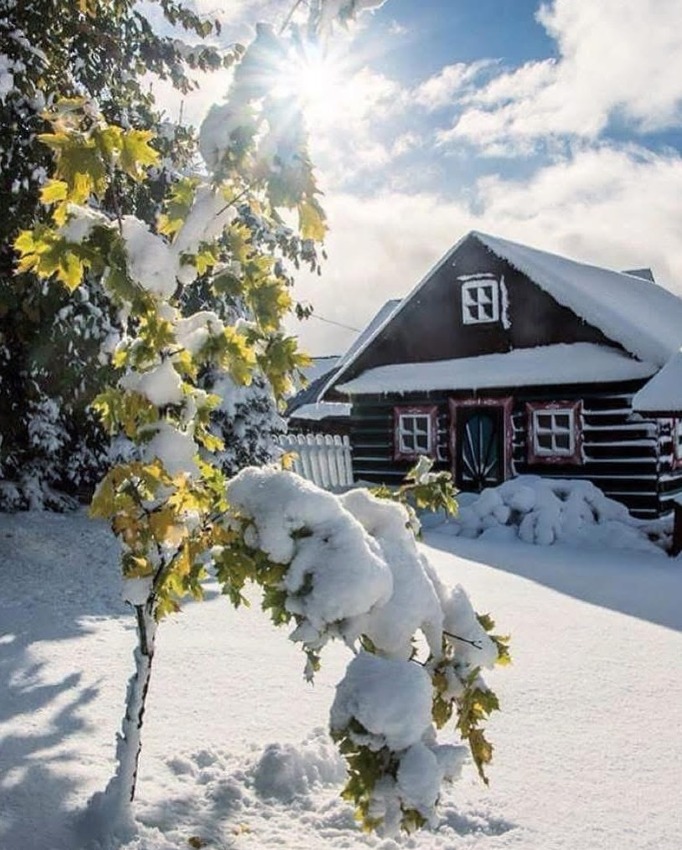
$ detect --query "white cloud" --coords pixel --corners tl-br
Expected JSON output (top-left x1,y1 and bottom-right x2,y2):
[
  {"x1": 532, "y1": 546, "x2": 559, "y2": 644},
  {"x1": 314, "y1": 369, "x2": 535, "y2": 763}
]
[
  {"x1": 307, "y1": 66, "x2": 412, "y2": 183},
  {"x1": 414, "y1": 61, "x2": 492, "y2": 112},
  {"x1": 443, "y1": 0, "x2": 682, "y2": 152},
  {"x1": 288, "y1": 144, "x2": 682, "y2": 354}
]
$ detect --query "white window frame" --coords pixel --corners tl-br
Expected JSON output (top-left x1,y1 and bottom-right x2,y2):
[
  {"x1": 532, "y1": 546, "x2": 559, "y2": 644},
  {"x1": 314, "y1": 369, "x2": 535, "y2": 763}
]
[
  {"x1": 393, "y1": 405, "x2": 438, "y2": 461},
  {"x1": 461, "y1": 278, "x2": 500, "y2": 325},
  {"x1": 532, "y1": 407, "x2": 576, "y2": 457},
  {"x1": 397, "y1": 413, "x2": 432, "y2": 455}
]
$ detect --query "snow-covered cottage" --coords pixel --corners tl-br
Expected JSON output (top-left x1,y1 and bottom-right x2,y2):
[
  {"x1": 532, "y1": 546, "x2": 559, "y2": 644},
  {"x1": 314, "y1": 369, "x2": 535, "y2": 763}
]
[{"x1": 319, "y1": 231, "x2": 682, "y2": 518}]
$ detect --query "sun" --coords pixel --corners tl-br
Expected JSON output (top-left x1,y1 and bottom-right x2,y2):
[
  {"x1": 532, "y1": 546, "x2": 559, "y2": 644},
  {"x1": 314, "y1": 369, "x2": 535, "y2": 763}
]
[{"x1": 274, "y1": 42, "x2": 350, "y2": 128}]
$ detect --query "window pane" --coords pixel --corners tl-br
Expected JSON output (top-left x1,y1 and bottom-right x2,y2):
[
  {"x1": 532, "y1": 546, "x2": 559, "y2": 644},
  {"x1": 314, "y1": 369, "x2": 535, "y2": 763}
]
[
  {"x1": 531, "y1": 404, "x2": 579, "y2": 459},
  {"x1": 537, "y1": 433, "x2": 553, "y2": 450},
  {"x1": 461, "y1": 280, "x2": 499, "y2": 324},
  {"x1": 415, "y1": 433, "x2": 429, "y2": 451},
  {"x1": 402, "y1": 433, "x2": 415, "y2": 451},
  {"x1": 398, "y1": 411, "x2": 432, "y2": 455},
  {"x1": 555, "y1": 433, "x2": 571, "y2": 451}
]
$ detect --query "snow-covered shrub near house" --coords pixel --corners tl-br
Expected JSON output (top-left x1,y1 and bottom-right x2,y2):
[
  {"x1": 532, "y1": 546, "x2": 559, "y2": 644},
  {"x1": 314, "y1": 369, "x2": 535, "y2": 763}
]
[{"x1": 443, "y1": 476, "x2": 668, "y2": 552}]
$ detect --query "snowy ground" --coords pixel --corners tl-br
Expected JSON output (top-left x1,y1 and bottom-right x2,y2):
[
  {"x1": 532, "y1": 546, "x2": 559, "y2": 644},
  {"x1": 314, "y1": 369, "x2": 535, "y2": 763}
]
[{"x1": 2, "y1": 509, "x2": 682, "y2": 850}]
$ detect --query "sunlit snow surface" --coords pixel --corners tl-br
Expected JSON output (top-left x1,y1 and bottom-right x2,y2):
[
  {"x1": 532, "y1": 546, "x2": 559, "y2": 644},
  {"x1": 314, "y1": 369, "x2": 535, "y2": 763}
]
[{"x1": 2, "y1": 508, "x2": 682, "y2": 850}]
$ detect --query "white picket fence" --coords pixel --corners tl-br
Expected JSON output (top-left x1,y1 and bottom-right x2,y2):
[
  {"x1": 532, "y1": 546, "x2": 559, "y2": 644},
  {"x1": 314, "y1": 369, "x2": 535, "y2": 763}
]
[{"x1": 278, "y1": 433, "x2": 353, "y2": 490}]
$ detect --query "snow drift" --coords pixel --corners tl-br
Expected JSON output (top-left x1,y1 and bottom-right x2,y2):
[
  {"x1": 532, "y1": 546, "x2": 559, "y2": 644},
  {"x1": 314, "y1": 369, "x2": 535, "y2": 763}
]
[{"x1": 440, "y1": 476, "x2": 668, "y2": 553}]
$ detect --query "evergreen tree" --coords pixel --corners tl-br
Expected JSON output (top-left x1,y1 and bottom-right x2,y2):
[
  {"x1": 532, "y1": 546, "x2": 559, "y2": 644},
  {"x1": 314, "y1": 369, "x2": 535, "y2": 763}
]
[{"x1": 0, "y1": 0, "x2": 223, "y2": 507}]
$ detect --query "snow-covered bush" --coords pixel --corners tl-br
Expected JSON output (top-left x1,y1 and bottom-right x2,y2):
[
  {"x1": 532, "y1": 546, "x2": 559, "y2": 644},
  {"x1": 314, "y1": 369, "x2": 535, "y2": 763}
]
[
  {"x1": 444, "y1": 476, "x2": 667, "y2": 553},
  {"x1": 225, "y1": 468, "x2": 507, "y2": 832}
]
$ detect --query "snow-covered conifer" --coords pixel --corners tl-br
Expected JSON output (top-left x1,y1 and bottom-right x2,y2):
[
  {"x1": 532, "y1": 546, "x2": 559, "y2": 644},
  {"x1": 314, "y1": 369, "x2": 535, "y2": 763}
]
[{"x1": 0, "y1": 0, "x2": 222, "y2": 508}]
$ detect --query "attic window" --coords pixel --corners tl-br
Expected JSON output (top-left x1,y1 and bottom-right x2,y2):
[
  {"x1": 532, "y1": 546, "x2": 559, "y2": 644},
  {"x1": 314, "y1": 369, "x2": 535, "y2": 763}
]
[
  {"x1": 461, "y1": 278, "x2": 500, "y2": 325},
  {"x1": 394, "y1": 405, "x2": 438, "y2": 461},
  {"x1": 527, "y1": 401, "x2": 583, "y2": 465}
]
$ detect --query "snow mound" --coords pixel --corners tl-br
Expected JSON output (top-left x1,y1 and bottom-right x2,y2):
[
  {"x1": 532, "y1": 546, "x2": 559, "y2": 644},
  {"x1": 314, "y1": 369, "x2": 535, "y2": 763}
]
[
  {"x1": 252, "y1": 731, "x2": 346, "y2": 801},
  {"x1": 443, "y1": 477, "x2": 665, "y2": 553}
]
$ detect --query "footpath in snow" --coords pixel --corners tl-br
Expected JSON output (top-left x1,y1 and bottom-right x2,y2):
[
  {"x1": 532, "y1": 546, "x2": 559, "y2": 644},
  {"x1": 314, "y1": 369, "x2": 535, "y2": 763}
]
[{"x1": 1, "y1": 508, "x2": 682, "y2": 850}]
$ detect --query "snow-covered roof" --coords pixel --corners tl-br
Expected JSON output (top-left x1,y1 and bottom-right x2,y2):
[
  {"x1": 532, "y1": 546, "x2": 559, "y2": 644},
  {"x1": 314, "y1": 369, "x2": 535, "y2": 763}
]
[
  {"x1": 291, "y1": 355, "x2": 341, "y2": 395},
  {"x1": 286, "y1": 356, "x2": 341, "y2": 416},
  {"x1": 633, "y1": 349, "x2": 682, "y2": 413},
  {"x1": 472, "y1": 232, "x2": 682, "y2": 367},
  {"x1": 336, "y1": 299, "x2": 402, "y2": 371},
  {"x1": 317, "y1": 299, "x2": 401, "y2": 401},
  {"x1": 289, "y1": 402, "x2": 352, "y2": 421},
  {"x1": 337, "y1": 344, "x2": 656, "y2": 395},
  {"x1": 326, "y1": 232, "x2": 682, "y2": 395}
]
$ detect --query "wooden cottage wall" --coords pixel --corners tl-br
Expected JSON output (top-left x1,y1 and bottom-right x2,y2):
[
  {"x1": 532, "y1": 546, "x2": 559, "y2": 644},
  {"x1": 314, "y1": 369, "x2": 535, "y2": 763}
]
[
  {"x1": 511, "y1": 383, "x2": 661, "y2": 517},
  {"x1": 348, "y1": 381, "x2": 676, "y2": 518},
  {"x1": 349, "y1": 392, "x2": 453, "y2": 483}
]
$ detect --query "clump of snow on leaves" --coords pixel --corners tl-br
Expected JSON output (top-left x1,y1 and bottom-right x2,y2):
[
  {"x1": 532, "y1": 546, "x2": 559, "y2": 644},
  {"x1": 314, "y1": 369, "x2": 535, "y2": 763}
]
[
  {"x1": 330, "y1": 652, "x2": 433, "y2": 752},
  {"x1": 120, "y1": 216, "x2": 177, "y2": 299},
  {"x1": 226, "y1": 468, "x2": 393, "y2": 648},
  {"x1": 340, "y1": 488, "x2": 443, "y2": 660},
  {"x1": 120, "y1": 359, "x2": 184, "y2": 407}
]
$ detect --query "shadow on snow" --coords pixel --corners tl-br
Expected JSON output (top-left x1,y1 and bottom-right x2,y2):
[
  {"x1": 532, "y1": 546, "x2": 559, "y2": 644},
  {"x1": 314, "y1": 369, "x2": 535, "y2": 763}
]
[
  {"x1": 0, "y1": 509, "x2": 125, "y2": 850},
  {"x1": 425, "y1": 529, "x2": 682, "y2": 633}
]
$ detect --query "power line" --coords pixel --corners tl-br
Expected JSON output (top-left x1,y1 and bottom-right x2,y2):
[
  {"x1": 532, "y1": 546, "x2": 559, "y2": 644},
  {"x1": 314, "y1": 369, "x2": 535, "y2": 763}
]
[{"x1": 307, "y1": 313, "x2": 361, "y2": 333}]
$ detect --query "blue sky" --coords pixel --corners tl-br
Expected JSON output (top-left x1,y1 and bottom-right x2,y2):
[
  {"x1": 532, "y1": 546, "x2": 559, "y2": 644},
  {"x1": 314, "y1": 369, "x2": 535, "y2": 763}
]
[{"x1": 156, "y1": 0, "x2": 682, "y2": 355}]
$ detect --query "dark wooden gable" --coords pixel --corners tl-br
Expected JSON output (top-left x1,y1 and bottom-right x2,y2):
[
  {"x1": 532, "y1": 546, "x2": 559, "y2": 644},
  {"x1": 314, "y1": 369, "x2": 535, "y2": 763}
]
[{"x1": 339, "y1": 233, "x2": 621, "y2": 384}]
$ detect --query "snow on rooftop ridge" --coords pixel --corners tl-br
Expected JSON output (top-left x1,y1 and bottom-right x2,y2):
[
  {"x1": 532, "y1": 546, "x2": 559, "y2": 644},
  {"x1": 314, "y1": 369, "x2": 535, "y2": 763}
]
[
  {"x1": 336, "y1": 299, "x2": 402, "y2": 371},
  {"x1": 337, "y1": 343, "x2": 656, "y2": 395},
  {"x1": 471, "y1": 231, "x2": 682, "y2": 367},
  {"x1": 633, "y1": 349, "x2": 682, "y2": 414}
]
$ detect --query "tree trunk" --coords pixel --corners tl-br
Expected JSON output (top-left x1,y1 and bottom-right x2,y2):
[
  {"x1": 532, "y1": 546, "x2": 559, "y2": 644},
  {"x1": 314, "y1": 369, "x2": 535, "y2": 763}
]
[{"x1": 85, "y1": 599, "x2": 157, "y2": 836}]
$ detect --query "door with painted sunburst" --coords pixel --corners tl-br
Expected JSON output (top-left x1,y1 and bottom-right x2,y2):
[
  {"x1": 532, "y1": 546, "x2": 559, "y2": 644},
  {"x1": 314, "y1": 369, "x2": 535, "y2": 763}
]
[{"x1": 454, "y1": 406, "x2": 505, "y2": 491}]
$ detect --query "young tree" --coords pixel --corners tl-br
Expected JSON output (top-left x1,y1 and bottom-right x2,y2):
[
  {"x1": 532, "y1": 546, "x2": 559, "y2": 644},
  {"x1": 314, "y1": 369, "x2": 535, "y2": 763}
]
[
  {"x1": 0, "y1": 0, "x2": 222, "y2": 508},
  {"x1": 16, "y1": 0, "x2": 509, "y2": 839}
]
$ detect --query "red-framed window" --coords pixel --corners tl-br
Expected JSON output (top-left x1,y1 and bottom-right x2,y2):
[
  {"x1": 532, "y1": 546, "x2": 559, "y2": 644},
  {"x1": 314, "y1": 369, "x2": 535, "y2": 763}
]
[
  {"x1": 393, "y1": 405, "x2": 438, "y2": 461},
  {"x1": 527, "y1": 400, "x2": 583, "y2": 465}
]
